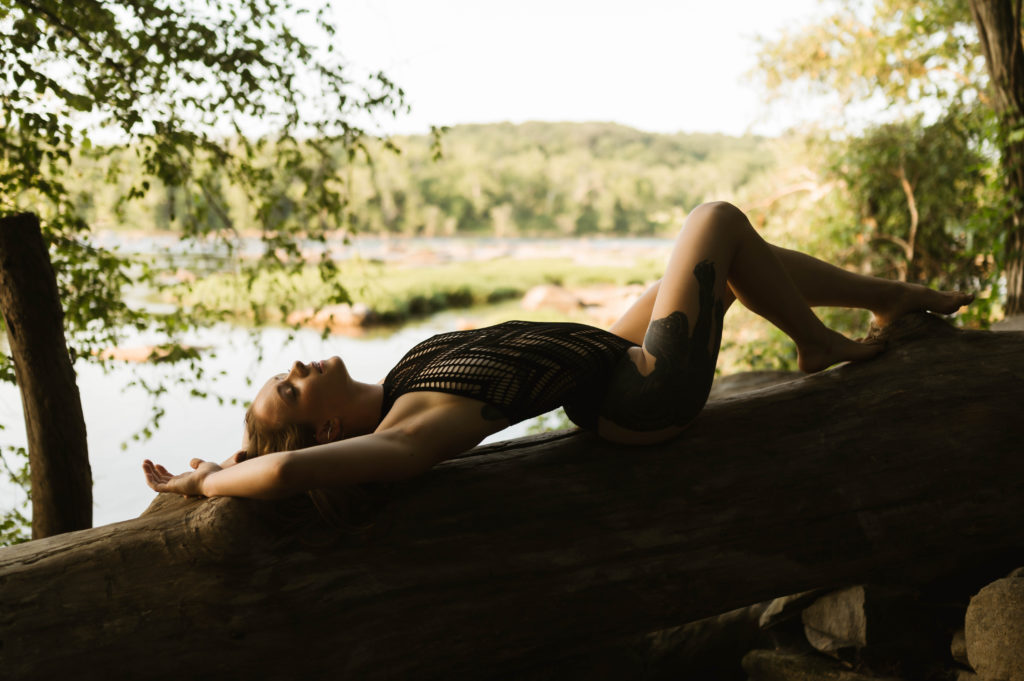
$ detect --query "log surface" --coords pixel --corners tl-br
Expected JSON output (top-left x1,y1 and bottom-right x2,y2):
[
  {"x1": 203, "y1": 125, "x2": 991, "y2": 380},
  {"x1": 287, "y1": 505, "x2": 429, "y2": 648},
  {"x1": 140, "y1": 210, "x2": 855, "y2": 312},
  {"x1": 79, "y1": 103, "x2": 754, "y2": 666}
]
[{"x1": 1, "y1": 314, "x2": 1023, "y2": 679}]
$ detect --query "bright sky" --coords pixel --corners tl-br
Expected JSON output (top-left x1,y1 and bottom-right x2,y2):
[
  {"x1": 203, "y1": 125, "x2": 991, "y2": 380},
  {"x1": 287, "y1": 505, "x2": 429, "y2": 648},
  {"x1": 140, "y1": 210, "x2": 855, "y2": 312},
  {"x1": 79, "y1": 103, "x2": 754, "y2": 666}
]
[{"x1": 331, "y1": 0, "x2": 828, "y2": 137}]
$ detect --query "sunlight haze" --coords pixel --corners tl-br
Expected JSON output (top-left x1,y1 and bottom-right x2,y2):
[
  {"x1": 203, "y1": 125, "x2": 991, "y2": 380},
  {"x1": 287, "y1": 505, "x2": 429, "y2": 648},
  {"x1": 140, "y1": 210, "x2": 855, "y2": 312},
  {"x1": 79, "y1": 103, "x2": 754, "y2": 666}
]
[{"x1": 333, "y1": 0, "x2": 826, "y2": 137}]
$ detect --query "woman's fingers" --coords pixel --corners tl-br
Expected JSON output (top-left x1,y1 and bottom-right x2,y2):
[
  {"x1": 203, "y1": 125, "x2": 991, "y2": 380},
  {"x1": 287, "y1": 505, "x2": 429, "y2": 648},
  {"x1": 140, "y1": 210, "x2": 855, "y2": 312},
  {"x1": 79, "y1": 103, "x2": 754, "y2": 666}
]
[
  {"x1": 143, "y1": 459, "x2": 207, "y2": 498},
  {"x1": 142, "y1": 460, "x2": 163, "y2": 490},
  {"x1": 143, "y1": 460, "x2": 179, "y2": 492}
]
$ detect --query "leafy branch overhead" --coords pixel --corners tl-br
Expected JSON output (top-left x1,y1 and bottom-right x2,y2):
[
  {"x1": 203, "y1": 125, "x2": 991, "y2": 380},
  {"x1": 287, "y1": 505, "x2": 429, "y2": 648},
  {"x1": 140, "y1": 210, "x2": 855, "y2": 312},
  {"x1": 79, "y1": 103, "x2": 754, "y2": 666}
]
[
  {"x1": 0, "y1": 0, "x2": 414, "y2": 351},
  {"x1": 754, "y1": 0, "x2": 1020, "y2": 325},
  {"x1": 755, "y1": 0, "x2": 987, "y2": 111}
]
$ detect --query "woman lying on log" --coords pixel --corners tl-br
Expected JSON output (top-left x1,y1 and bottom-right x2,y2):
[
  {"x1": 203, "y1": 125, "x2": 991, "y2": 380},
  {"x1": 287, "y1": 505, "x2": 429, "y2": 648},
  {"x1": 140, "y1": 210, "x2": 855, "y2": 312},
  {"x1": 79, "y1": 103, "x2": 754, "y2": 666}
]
[{"x1": 143, "y1": 201, "x2": 973, "y2": 500}]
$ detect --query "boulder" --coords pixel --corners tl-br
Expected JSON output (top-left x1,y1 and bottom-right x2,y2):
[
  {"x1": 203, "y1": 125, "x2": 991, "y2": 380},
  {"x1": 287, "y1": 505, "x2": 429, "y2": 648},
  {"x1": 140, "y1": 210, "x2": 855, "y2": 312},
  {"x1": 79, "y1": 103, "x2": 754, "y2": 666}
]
[
  {"x1": 520, "y1": 284, "x2": 582, "y2": 313},
  {"x1": 965, "y1": 575, "x2": 1024, "y2": 681},
  {"x1": 801, "y1": 585, "x2": 949, "y2": 673},
  {"x1": 802, "y1": 586, "x2": 871, "y2": 661},
  {"x1": 314, "y1": 302, "x2": 372, "y2": 331},
  {"x1": 951, "y1": 627, "x2": 969, "y2": 667},
  {"x1": 575, "y1": 283, "x2": 646, "y2": 327},
  {"x1": 286, "y1": 303, "x2": 372, "y2": 331},
  {"x1": 758, "y1": 589, "x2": 833, "y2": 650}
]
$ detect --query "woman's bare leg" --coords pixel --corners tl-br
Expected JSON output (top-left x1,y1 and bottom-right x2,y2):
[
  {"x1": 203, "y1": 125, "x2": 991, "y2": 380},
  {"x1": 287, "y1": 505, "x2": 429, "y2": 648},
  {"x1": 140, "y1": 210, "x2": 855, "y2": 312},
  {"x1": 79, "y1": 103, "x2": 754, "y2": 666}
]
[
  {"x1": 610, "y1": 231, "x2": 973, "y2": 344},
  {"x1": 769, "y1": 245, "x2": 973, "y2": 325},
  {"x1": 598, "y1": 202, "x2": 888, "y2": 443},
  {"x1": 641, "y1": 202, "x2": 883, "y2": 374}
]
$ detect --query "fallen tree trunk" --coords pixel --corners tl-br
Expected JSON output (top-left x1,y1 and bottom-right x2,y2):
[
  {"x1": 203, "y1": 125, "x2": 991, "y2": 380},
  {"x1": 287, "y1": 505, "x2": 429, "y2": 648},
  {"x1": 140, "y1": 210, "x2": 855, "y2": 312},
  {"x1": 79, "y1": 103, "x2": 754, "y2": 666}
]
[{"x1": 2, "y1": 314, "x2": 1023, "y2": 679}]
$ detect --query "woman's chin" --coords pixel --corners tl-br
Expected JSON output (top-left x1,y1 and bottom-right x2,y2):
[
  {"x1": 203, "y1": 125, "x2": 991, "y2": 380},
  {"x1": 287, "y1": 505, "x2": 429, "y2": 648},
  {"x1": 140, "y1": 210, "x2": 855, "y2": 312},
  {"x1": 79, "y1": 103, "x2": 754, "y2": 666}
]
[{"x1": 327, "y1": 355, "x2": 346, "y2": 375}]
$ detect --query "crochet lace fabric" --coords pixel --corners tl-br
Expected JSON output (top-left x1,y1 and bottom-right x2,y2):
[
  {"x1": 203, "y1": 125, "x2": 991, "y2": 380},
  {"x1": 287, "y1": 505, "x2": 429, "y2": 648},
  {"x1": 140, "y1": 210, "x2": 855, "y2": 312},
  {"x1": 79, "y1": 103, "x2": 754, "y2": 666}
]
[{"x1": 380, "y1": 320, "x2": 637, "y2": 427}]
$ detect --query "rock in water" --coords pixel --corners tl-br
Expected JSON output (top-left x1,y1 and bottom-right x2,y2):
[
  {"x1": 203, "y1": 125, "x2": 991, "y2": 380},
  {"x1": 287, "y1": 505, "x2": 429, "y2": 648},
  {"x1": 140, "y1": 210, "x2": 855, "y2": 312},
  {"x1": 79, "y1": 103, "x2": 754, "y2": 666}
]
[{"x1": 520, "y1": 284, "x2": 582, "y2": 313}]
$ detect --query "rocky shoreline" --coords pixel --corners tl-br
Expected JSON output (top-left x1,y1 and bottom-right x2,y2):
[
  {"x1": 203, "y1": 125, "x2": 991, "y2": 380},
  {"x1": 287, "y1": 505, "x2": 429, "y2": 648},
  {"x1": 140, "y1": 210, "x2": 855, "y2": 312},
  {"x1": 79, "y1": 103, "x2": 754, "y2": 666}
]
[{"x1": 279, "y1": 281, "x2": 649, "y2": 334}]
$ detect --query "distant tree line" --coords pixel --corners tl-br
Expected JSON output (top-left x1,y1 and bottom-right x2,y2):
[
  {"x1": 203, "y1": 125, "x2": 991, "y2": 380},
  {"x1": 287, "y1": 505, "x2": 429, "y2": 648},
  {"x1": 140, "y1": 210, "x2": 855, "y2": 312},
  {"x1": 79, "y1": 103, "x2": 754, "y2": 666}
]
[{"x1": 71, "y1": 122, "x2": 778, "y2": 238}]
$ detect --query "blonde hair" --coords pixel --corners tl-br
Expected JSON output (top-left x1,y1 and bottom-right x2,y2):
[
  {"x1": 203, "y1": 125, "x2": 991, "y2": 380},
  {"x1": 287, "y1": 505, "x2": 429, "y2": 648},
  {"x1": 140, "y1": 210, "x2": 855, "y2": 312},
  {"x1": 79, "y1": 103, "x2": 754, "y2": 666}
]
[
  {"x1": 241, "y1": 404, "x2": 317, "y2": 462},
  {"x1": 241, "y1": 404, "x2": 379, "y2": 535}
]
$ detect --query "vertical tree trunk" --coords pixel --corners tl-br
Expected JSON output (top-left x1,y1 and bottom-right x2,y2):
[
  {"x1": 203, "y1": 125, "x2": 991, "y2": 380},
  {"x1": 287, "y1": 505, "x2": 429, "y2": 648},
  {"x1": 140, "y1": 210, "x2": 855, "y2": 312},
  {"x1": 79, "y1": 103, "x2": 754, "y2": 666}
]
[
  {"x1": 970, "y1": 0, "x2": 1024, "y2": 314},
  {"x1": 0, "y1": 212, "x2": 91, "y2": 538}
]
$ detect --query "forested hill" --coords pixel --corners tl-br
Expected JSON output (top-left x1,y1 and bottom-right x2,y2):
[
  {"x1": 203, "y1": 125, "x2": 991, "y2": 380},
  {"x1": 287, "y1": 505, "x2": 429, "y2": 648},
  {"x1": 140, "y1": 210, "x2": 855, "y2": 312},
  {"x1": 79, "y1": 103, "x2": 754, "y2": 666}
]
[
  {"x1": 431, "y1": 122, "x2": 769, "y2": 166},
  {"x1": 356, "y1": 122, "x2": 777, "y2": 237},
  {"x1": 80, "y1": 122, "x2": 778, "y2": 238}
]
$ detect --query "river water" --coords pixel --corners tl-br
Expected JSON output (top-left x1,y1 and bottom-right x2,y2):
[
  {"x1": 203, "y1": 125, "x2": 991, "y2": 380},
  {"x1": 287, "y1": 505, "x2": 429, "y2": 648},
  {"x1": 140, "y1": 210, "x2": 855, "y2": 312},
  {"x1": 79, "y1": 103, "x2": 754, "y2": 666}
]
[{"x1": 0, "y1": 311, "x2": 552, "y2": 528}]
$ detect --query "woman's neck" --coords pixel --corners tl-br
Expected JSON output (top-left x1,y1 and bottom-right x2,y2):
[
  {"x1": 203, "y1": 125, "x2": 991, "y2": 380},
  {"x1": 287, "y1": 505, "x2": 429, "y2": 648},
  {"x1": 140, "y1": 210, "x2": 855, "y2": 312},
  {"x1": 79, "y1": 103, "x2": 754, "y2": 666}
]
[{"x1": 345, "y1": 380, "x2": 385, "y2": 436}]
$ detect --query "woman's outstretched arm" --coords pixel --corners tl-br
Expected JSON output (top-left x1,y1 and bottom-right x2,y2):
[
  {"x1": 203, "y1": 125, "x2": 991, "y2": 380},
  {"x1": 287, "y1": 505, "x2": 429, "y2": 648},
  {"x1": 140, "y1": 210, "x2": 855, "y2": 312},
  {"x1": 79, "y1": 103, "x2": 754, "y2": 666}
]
[
  {"x1": 145, "y1": 429, "x2": 429, "y2": 500},
  {"x1": 143, "y1": 400, "x2": 495, "y2": 500}
]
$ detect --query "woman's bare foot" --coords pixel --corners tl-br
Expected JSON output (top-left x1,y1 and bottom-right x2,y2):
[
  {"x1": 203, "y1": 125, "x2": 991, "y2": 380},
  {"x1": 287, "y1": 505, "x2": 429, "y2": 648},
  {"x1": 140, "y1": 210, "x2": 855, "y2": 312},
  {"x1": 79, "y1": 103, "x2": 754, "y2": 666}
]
[
  {"x1": 872, "y1": 283, "x2": 975, "y2": 328},
  {"x1": 797, "y1": 328, "x2": 885, "y2": 373}
]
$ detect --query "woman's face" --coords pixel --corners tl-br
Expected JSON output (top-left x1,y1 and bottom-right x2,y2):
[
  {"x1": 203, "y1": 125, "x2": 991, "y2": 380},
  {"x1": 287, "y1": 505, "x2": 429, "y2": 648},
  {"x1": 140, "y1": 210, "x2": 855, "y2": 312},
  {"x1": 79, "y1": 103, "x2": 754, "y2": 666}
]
[{"x1": 250, "y1": 356, "x2": 349, "y2": 431}]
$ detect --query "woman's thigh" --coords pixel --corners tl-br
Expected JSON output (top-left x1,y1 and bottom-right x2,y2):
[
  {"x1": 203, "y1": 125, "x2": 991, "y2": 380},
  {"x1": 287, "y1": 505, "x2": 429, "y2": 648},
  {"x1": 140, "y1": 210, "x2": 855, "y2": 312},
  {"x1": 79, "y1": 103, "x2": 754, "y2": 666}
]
[
  {"x1": 598, "y1": 203, "x2": 753, "y2": 438},
  {"x1": 598, "y1": 262, "x2": 725, "y2": 438}
]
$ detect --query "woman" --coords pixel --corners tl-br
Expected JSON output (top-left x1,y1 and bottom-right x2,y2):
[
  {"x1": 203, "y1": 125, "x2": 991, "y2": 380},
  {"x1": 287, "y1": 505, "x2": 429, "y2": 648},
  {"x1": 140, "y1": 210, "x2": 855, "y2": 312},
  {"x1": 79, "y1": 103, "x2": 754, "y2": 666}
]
[{"x1": 143, "y1": 202, "x2": 973, "y2": 500}]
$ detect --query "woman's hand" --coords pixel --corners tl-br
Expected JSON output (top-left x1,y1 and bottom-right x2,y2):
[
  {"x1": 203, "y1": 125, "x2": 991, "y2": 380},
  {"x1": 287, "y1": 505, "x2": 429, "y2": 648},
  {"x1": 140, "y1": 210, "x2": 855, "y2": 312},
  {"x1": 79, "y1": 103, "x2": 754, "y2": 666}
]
[{"x1": 142, "y1": 458, "x2": 223, "y2": 497}]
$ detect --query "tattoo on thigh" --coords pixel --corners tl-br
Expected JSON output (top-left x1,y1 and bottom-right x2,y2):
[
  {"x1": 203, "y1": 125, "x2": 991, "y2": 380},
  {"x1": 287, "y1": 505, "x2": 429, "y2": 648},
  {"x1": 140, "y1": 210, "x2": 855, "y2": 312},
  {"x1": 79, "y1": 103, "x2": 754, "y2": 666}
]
[{"x1": 601, "y1": 259, "x2": 724, "y2": 431}]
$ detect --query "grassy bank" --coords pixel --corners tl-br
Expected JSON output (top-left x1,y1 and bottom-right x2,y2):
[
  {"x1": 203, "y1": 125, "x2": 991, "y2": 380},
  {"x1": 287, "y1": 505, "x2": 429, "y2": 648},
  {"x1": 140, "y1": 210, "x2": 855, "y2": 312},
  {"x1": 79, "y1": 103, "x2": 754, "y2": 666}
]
[{"x1": 166, "y1": 256, "x2": 666, "y2": 326}]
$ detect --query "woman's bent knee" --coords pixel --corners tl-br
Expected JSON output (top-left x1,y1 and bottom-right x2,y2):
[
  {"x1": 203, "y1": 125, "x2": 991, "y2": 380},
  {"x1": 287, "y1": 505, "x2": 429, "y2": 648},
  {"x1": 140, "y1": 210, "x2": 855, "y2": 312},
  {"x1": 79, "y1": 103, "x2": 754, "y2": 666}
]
[{"x1": 687, "y1": 201, "x2": 747, "y2": 228}]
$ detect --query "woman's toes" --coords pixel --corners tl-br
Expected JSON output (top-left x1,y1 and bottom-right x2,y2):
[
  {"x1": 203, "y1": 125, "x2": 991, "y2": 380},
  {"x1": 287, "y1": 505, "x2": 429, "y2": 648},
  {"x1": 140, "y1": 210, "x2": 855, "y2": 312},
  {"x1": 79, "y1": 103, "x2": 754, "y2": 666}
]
[
  {"x1": 874, "y1": 286, "x2": 974, "y2": 327},
  {"x1": 948, "y1": 291, "x2": 975, "y2": 312}
]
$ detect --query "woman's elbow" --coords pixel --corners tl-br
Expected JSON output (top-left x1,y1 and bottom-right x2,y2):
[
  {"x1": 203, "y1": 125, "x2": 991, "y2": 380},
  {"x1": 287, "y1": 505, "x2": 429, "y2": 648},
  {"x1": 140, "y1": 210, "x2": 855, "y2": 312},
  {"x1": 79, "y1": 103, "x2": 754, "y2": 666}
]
[{"x1": 263, "y1": 452, "x2": 305, "y2": 499}]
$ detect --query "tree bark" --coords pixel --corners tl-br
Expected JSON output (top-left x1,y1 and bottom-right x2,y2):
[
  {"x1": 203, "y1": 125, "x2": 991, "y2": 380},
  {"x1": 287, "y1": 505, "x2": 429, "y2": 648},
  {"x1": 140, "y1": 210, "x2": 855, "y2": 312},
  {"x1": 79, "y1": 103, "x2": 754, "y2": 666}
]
[
  {"x1": 0, "y1": 212, "x2": 91, "y2": 538},
  {"x1": 1, "y1": 314, "x2": 1023, "y2": 680},
  {"x1": 969, "y1": 0, "x2": 1024, "y2": 314}
]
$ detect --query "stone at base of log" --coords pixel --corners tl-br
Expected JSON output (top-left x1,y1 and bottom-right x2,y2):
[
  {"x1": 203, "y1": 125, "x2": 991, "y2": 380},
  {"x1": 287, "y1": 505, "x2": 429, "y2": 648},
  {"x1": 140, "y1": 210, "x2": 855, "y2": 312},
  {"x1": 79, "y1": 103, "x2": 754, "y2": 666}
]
[
  {"x1": 965, "y1": 574, "x2": 1024, "y2": 681},
  {"x1": 761, "y1": 590, "x2": 831, "y2": 630},
  {"x1": 951, "y1": 627, "x2": 968, "y2": 667},
  {"x1": 801, "y1": 585, "x2": 952, "y2": 670},
  {"x1": 742, "y1": 649, "x2": 906, "y2": 681}
]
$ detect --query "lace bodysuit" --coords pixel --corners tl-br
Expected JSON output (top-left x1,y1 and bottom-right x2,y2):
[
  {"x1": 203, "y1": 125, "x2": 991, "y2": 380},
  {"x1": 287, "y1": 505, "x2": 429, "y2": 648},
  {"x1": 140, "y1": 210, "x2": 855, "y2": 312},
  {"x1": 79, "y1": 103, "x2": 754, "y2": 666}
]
[{"x1": 380, "y1": 320, "x2": 638, "y2": 429}]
